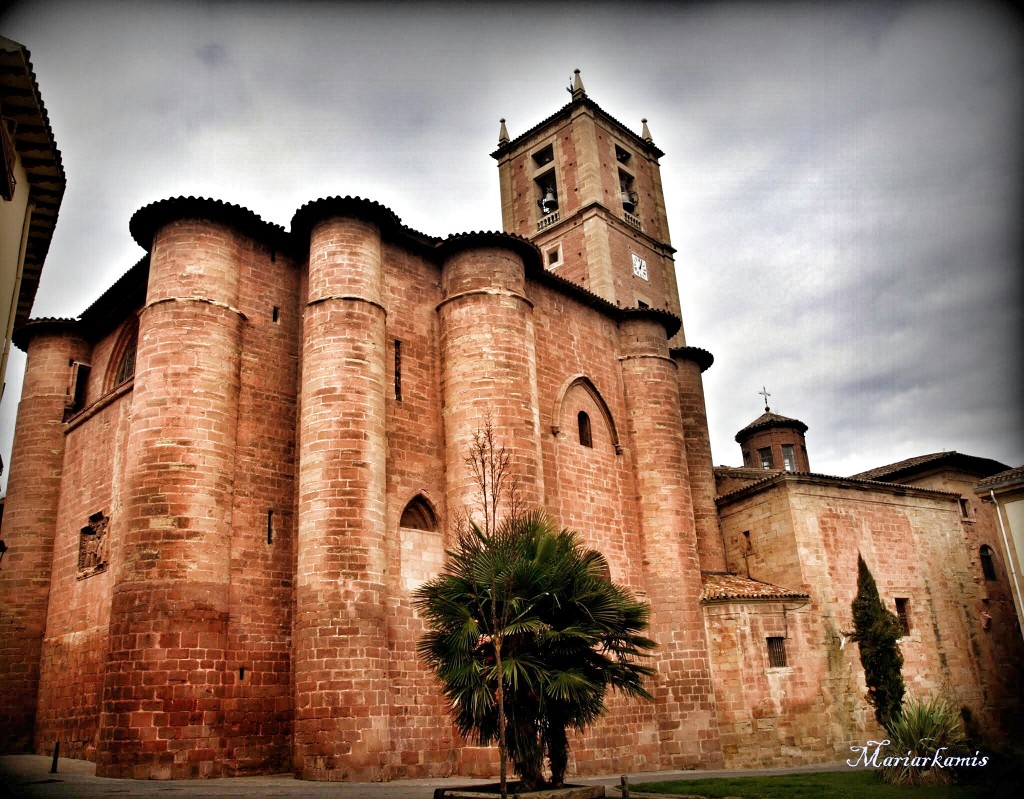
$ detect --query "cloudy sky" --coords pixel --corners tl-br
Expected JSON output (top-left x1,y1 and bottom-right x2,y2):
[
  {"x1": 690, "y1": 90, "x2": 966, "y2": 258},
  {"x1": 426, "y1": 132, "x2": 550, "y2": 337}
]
[{"x1": 1, "y1": 0, "x2": 1021, "y2": 494}]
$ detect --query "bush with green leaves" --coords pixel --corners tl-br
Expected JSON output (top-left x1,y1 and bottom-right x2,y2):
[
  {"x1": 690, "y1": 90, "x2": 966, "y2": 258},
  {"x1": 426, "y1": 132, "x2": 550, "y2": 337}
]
[
  {"x1": 851, "y1": 554, "x2": 905, "y2": 727},
  {"x1": 414, "y1": 510, "x2": 655, "y2": 791},
  {"x1": 879, "y1": 695, "x2": 968, "y2": 785}
]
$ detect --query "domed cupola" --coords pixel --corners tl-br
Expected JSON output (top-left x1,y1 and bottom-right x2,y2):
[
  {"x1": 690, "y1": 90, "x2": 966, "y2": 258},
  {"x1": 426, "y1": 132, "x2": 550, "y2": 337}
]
[{"x1": 735, "y1": 389, "x2": 810, "y2": 472}]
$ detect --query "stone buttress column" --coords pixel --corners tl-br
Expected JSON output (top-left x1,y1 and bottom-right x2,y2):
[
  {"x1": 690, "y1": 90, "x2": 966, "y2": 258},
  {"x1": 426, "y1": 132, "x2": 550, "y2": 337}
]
[
  {"x1": 671, "y1": 347, "x2": 726, "y2": 573},
  {"x1": 96, "y1": 214, "x2": 245, "y2": 779},
  {"x1": 618, "y1": 315, "x2": 724, "y2": 769},
  {"x1": 0, "y1": 321, "x2": 87, "y2": 752},
  {"x1": 438, "y1": 237, "x2": 544, "y2": 524},
  {"x1": 293, "y1": 208, "x2": 390, "y2": 780}
]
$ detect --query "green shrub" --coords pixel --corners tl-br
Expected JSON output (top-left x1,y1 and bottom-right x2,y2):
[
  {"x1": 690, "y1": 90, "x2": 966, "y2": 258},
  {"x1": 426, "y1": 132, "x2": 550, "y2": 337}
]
[{"x1": 879, "y1": 695, "x2": 968, "y2": 785}]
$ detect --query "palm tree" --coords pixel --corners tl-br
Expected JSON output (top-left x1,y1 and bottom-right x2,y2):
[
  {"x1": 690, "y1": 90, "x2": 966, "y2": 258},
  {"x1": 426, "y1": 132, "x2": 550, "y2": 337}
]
[{"x1": 415, "y1": 511, "x2": 655, "y2": 791}]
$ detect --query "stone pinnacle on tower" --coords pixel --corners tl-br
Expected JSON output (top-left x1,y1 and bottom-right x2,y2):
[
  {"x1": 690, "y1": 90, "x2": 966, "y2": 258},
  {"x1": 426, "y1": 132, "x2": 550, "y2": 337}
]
[
  {"x1": 642, "y1": 118, "x2": 653, "y2": 142},
  {"x1": 569, "y1": 68, "x2": 586, "y2": 100},
  {"x1": 498, "y1": 118, "x2": 509, "y2": 145}
]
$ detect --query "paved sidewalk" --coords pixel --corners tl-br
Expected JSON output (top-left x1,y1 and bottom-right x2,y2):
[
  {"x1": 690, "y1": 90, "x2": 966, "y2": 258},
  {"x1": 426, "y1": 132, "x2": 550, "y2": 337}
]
[{"x1": 0, "y1": 755, "x2": 849, "y2": 799}]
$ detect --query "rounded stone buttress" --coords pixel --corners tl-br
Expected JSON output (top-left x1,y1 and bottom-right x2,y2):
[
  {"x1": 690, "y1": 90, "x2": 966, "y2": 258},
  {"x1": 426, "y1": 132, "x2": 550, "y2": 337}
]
[
  {"x1": 294, "y1": 214, "x2": 391, "y2": 781},
  {"x1": 671, "y1": 346, "x2": 726, "y2": 573},
  {"x1": 438, "y1": 241, "x2": 545, "y2": 524},
  {"x1": 97, "y1": 219, "x2": 245, "y2": 779},
  {"x1": 617, "y1": 315, "x2": 724, "y2": 770},
  {"x1": 0, "y1": 321, "x2": 87, "y2": 753}
]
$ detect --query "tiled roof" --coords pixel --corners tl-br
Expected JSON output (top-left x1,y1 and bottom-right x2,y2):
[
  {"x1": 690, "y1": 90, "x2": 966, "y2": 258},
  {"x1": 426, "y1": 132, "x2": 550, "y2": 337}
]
[
  {"x1": 852, "y1": 451, "x2": 1010, "y2": 482},
  {"x1": 670, "y1": 346, "x2": 714, "y2": 372},
  {"x1": 491, "y1": 94, "x2": 664, "y2": 160},
  {"x1": 735, "y1": 410, "x2": 808, "y2": 442},
  {"x1": 715, "y1": 469, "x2": 960, "y2": 504},
  {"x1": 701, "y1": 572, "x2": 809, "y2": 603},
  {"x1": 976, "y1": 465, "x2": 1024, "y2": 491}
]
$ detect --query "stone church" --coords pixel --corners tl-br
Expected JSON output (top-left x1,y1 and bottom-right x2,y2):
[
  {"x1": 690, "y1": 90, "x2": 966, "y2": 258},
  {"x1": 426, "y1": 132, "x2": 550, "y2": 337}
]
[{"x1": 1, "y1": 71, "x2": 1020, "y2": 781}]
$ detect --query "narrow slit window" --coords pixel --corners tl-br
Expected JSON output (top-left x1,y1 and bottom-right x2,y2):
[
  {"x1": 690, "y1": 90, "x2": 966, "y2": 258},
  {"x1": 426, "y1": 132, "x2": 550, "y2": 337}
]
[
  {"x1": 578, "y1": 411, "x2": 592, "y2": 448},
  {"x1": 272, "y1": 306, "x2": 280, "y2": 323},
  {"x1": 266, "y1": 509, "x2": 274, "y2": 545},
  {"x1": 394, "y1": 340, "x2": 402, "y2": 402},
  {"x1": 767, "y1": 637, "x2": 787, "y2": 668}
]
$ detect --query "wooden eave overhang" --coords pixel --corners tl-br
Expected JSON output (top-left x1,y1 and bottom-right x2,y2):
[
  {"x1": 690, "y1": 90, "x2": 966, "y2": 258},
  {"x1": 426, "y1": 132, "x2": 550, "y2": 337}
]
[{"x1": 1, "y1": 37, "x2": 66, "y2": 329}]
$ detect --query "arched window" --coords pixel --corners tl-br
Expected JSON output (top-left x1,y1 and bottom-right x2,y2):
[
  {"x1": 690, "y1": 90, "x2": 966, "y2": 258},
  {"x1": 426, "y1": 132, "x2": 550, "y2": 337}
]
[
  {"x1": 400, "y1": 496, "x2": 437, "y2": 531},
  {"x1": 109, "y1": 318, "x2": 139, "y2": 389},
  {"x1": 578, "y1": 411, "x2": 592, "y2": 448},
  {"x1": 980, "y1": 545, "x2": 997, "y2": 581}
]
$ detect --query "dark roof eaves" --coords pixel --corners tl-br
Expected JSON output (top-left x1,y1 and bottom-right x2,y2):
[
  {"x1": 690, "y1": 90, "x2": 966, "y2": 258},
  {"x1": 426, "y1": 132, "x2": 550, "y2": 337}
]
[
  {"x1": 702, "y1": 592, "x2": 810, "y2": 604},
  {"x1": 852, "y1": 451, "x2": 1012, "y2": 482},
  {"x1": 491, "y1": 95, "x2": 664, "y2": 160},
  {"x1": 735, "y1": 412, "x2": 808, "y2": 442},
  {"x1": 77, "y1": 256, "x2": 150, "y2": 343},
  {"x1": 129, "y1": 197, "x2": 291, "y2": 254},
  {"x1": 11, "y1": 316, "x2": 79, "y2": 351},
  {"x1": 670, "y1": 346, "x2": 714, "y2": 372}
]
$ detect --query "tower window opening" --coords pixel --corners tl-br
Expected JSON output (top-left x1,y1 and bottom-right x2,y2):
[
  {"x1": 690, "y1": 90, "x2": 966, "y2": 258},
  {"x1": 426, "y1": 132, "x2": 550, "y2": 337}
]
[
  {"x1": 959, "y1": 498, "x2": 971, "y2": 519},
  {"x1": 272, "y1": 306, "x2": 280, "y2": 323},
  {"x1": 980, "y1": 545, "x2": 996, "y2": 581},
  {"x1": 536, "y1": 171, "x2": 558, "y2": 216},
  {"x1": 546, "y1": 245, "x2": 562, "y2": 269},
  {"x1": 532, "y1": 144, "x2": 554, "y2": 167},
  {"x1": 578, "y1": 411, "x2": 593, "y2": 448},
  {"x1": 758, "y1": 447, "x2": 774, "y2": 469},
  {"x1": 782, "y1": 444, "x2": 796, "y2": 471},
  {"x1": 615, "y1": 145, "x2": 631, "y2": 164}
]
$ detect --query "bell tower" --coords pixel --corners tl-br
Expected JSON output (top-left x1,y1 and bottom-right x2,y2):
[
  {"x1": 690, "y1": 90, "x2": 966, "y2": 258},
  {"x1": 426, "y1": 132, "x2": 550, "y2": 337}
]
[{"x1": 492, "y1": 69, "x2": 683, "y2": 339}]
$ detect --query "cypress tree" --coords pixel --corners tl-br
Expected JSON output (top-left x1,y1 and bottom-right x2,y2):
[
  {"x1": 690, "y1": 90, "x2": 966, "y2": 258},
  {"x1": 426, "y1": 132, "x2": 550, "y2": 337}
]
[{"x1": 851, "y1": 554, "x2": 905, "y2": 728}]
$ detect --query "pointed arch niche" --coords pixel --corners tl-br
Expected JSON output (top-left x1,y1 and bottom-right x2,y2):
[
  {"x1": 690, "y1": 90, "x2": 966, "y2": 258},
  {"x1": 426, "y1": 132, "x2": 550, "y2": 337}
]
[
  {"x1": 398, "y1": 494, "x2": 444, "y2": 593},
  {"x1": 549, "y1": 374, "x2": 633, "y2": 587},
  {"x1": 551, "y1": 375, "x2": 622, "y2": 454}
]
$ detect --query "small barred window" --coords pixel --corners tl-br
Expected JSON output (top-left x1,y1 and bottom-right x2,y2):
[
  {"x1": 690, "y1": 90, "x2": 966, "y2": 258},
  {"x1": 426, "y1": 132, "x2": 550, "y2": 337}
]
[{"x1": 767, "y1": 637, "x2": 787, "y2": 668}]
